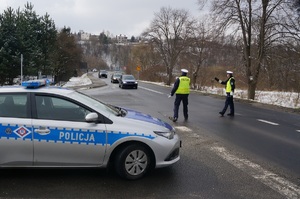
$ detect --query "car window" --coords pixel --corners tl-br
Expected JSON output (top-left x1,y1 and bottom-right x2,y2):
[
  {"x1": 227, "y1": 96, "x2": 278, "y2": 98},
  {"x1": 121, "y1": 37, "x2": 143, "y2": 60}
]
[
  {"x1": 0, "y1": 94, "x2": 28, "y2": 118},
  {"x1": 35, "y1": 95, "x2": 91, "y2": 122},
  {"x1": 124, "y1": 75, "x2": 135, "y2": 80}
]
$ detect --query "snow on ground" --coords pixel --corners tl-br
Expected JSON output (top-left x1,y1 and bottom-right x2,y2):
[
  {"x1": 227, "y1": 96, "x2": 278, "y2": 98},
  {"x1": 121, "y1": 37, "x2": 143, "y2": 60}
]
[
  {"x1": 63, "y1": 73, "x2": 92, "y2": 87},
  {"x1": 202, "y1": 87, "x2": 300, "y2": 109},
  {"x1": 65, "y1": 74, "x2": 300, "y2": 109}
]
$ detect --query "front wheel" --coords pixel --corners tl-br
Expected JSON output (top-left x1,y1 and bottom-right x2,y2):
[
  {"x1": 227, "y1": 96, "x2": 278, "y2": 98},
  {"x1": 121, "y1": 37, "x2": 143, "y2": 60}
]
[{"x1": 115, "y1": 144, "x2": 151, "y2": 180}]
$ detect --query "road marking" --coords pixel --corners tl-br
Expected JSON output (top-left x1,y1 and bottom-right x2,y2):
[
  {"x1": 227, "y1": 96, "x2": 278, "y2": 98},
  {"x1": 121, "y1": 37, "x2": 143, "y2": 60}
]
[
  {"x1": 211, "y1": 146, "x2": 300, "y2": 199},
  {"x1": 175, "y1": 126, "x2": 199, "y2": 138},
  {"x1": 139, "y1": 86, "x2": 165, "y2": 95},
  {"x1": 175, "y1": 126, "x2": 192, "y2": 132},
  {"x1": 257, "y1": 119, "x2": 279, "y2": 126}
]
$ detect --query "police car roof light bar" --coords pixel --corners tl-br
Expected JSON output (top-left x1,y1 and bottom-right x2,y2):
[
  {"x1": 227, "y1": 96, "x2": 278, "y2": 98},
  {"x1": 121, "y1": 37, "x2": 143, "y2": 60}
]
[{"x1": 22, "y1": 79, "x2": 47, "y2": 88}]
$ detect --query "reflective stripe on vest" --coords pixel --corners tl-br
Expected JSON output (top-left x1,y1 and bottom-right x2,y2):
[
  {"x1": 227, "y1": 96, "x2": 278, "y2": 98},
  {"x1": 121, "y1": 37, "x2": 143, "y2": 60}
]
[
  {"x1": 226, "y1": 77, "x2": 233, "y2": 92},
  {"x1": 176, "y1": 76, "x2": 190, "y2": 94}
]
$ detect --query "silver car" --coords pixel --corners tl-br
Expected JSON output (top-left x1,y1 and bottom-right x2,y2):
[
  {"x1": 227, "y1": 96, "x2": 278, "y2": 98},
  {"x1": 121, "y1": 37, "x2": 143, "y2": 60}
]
[{"x1": 0, "y1": 80, "x2": 181, "y2": 180}]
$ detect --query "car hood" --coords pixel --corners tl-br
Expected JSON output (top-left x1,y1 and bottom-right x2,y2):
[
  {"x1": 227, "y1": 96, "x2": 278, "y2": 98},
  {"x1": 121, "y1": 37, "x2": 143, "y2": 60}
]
[{"x1": 124, "y1": 108, "x2": 173, "y2": 131}]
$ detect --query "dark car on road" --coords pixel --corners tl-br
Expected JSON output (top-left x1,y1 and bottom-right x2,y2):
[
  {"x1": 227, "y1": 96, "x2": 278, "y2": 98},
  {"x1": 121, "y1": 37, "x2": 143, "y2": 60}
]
[
  {"x1": 98, "y1": 70, "x2": 107, "y2": 78},
  {"x1": 111, "y1": 72, "x2": 122, "y2": 83},
  {"x1": 119, "y1": 74, "x2": 138, "y2": 89}
]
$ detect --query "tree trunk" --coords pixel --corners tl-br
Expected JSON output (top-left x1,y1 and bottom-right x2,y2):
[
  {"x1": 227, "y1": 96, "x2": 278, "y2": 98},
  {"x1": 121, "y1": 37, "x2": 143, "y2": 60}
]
[
  {"x1": 166, "y1": 66, "x2": 172, "y2": 85},
  {"x1": 167, "y1": 72, "x2": 173, "y2": 86},
  {"x1": 192, "y1": 72, "x2": 197, "y2": 89},
  {"x1": 248, "y1": 80, "x2": 257, "y2": 100}
]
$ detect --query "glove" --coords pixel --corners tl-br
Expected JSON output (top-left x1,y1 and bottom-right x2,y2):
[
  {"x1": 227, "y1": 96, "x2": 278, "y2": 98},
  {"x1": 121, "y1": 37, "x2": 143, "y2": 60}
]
[
  {"x1": 168, "y1": 94, "x2": 172, "y2": 98},
  {"x1": 230, "y1": 91, "x2": 233, "y2": 96},
  {"x1": 214, "y1": 77, "x2": 219, "y2": 82}
]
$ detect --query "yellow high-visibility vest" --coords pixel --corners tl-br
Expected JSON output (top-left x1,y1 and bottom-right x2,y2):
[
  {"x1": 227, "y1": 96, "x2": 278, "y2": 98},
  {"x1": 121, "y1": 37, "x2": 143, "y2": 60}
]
[
  {"x1": 226, "y1": 77, "x2": 233, "y2": 92},
  {"x1": 176, "y1": 76, "x2": 190, "y2": 94}
]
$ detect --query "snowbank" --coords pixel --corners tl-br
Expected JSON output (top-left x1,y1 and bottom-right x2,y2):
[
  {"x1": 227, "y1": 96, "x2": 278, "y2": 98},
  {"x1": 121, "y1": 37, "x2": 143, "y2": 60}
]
[{"x1": 63, "y1": 73, "x2": 92, "y2": 88}]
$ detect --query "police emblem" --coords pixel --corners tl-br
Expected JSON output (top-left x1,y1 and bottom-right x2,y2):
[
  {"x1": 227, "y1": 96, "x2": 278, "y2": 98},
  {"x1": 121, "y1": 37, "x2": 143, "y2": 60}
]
[{"x1": 13, "y1": 126, "x2": 31, "y2": 138}]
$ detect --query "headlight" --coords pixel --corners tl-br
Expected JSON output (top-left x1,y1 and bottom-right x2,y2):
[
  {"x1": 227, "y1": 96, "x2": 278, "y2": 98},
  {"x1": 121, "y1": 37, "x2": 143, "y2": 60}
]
[{"x1": 154, "y1": 130, "x2": 175, "y2": 139}]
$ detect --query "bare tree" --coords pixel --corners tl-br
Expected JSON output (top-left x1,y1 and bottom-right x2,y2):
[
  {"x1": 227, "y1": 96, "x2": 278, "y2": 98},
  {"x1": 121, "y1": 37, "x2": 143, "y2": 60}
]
[
  {"x1": 180, "y1": 20, "x2": 216, "y2": 89},
  {"x1": 198, "y1": 0, "x2": 300, "y2": 100},
  {"x1": 142, "y1": 7, "x2": 197, "y2": 85},
  {"x1": 130, "y1": 44, "x2": 161, "y2": 71}
]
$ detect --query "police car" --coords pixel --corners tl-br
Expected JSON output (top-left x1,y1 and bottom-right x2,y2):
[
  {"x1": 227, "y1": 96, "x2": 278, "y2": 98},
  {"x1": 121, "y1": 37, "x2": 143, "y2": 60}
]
[{"x1": 0, "y1": 80, "x2": 180, "y2": 180}]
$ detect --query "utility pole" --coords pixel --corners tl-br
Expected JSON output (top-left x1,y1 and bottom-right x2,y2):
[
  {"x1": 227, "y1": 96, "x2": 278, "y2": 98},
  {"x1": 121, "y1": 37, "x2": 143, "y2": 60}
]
[{"x1": 21, "y1": 54, "x2": 23, "y2": 83}]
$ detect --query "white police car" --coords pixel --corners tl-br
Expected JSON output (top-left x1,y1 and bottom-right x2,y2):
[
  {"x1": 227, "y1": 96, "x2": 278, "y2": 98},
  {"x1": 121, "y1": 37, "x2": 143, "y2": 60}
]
[{"x1": 0, "y1": 80, "x2": 180, "y2": 180}]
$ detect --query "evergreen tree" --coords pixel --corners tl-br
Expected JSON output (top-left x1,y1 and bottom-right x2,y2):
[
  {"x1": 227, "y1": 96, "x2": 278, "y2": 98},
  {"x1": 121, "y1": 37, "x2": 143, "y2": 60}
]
[
  {"x1": 51, "y1": 27, "x2": 82, "y2": 82},
  {"x1": 0, "y1": 7, "x2": 20, "y2": 85},
  {"x1": 0, "y1": 2, "x2": 79, "y2": 84}
]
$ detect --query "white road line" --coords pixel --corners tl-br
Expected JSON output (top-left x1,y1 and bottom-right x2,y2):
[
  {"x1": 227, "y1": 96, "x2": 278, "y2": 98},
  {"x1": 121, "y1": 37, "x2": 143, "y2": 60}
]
[
  {"x1": 257, "y1": 119, "x2": 279, "y2": 126},
  {"x1": 211, "y1": 146, "x2": 300, "y2": 199},
  {"x1": 175, "y1": 126, "x2": 199, "y2": 138},
  {"x1": 175, "y1": 126, "x2": 192, "y2": 132},
  {"x1": 139, "y1": 86, "x2": 165, "y2": 95}
]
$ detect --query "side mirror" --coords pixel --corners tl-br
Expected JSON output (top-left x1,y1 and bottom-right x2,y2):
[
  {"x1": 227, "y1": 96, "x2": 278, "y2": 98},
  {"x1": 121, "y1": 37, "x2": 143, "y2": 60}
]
[{"x1": 85, "y1": 112, "x2": 98, "y2": 122}]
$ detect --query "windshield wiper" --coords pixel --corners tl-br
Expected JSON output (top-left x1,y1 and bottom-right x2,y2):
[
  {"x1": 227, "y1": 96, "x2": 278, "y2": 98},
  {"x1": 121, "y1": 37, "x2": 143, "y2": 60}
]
[
  {"x1": 106, "y1": 103, "x2": 127, "y2": 117},
  {"x1": 114, "y1": 106, "x2": 127, "y2": 117}
]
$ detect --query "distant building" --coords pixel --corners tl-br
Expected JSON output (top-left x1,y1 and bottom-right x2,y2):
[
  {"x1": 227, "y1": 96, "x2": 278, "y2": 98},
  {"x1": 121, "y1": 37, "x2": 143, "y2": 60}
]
[
  {"x1": 116, "y1": 34, "x2": 128, "y2": 43},
  {"x1": 79, "y1": 30, "x2": 90, "y2": 41}
]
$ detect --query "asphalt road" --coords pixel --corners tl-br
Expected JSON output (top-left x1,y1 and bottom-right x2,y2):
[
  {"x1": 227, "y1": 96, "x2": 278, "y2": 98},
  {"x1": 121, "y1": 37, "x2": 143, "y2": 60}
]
[
  {"x1": 82, "y1": 73, "x2": 300, "y2": 198},
  {"x1": 0, "y1": 73, "x2": 299, "y2": 199}
]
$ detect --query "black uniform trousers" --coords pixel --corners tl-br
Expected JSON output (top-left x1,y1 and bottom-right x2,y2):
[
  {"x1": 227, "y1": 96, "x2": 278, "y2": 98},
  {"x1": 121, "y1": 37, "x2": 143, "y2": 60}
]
[
  {"x1": 221, "y1": 93, "x2": 234, "y2": 114},
  {"x1": 173, "y1": 94, "x2": 189, "y2": 119}
]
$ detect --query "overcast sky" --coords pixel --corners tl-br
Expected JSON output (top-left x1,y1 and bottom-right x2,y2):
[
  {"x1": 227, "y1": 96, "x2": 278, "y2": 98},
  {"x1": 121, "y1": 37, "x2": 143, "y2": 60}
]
[{"x1": 0, "y1": 0, "x2": 204, "y2": 37}]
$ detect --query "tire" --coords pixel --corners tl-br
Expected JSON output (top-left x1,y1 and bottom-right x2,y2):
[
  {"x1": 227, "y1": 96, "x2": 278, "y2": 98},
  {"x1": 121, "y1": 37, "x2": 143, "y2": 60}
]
[{"x1": 115, "y1": 144, "x2": 151, "y2": 180}]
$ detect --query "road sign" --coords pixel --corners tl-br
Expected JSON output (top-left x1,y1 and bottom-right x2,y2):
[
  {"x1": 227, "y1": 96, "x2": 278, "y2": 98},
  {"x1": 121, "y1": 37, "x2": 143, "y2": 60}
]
[{"x1": 136, "y1": 65, "x2": 141, "y2": 71}]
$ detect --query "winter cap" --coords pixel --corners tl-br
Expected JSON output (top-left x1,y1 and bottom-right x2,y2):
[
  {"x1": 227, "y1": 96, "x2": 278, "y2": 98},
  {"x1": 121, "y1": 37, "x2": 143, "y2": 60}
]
[
  {"x1": 181, "y1": 69, "x2": 188, "y2": 73},
  {"x1": 226, "y1": 71, "x2": 233, "y2": 74}
]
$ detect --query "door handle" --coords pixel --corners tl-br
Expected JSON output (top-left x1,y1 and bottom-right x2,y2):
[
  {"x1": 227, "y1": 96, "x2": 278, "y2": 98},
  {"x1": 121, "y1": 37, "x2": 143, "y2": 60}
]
[{"x1": 34, "y1": 127, "x2": 50, "y2": 135}]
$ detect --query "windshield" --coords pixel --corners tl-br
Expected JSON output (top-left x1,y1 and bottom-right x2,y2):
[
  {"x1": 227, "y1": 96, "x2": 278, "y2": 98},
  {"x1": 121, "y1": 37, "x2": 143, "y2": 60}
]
[
  {"x1": 71, "y1": 91, "x2": 120, "y2": 116},
  {"x1": 123, "y1": 75, "x2": 135, "y2": 80}
]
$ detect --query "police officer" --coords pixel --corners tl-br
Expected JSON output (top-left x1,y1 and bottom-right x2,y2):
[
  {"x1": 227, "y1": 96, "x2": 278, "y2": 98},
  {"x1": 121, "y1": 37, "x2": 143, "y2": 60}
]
[
  {"x1": 215, "y1": 71, "x2": 235, "y2": 117},
  {"x1": 169, "y1": 69, "x2": 190, "y2": 122}
]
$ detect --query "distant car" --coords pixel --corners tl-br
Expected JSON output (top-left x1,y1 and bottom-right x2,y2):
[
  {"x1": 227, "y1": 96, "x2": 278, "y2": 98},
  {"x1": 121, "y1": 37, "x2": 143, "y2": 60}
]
[
  {"x1": 111, "y1": 73, "x2": 122, "y2": 83},
  {"x1": 92, "y1": 68, "x2": 97, "y2": 72},
  {"x1": 98, "y1": 70, "x2": 107, "y2": 78},
  {"x1": 0, "y1": 79, "x2": 181, "y2": 180},
  {"x1": 119, "y1": 74, "x2": 138, "y2": 89}
]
